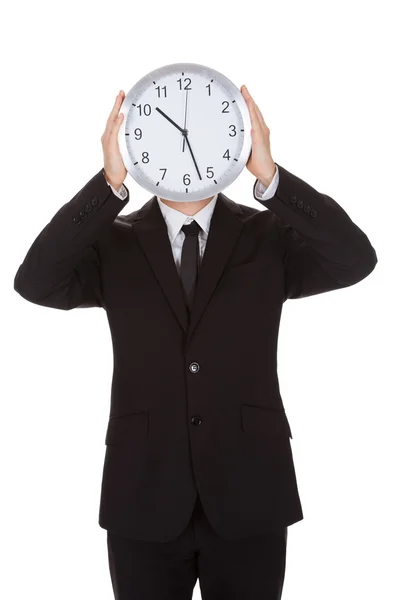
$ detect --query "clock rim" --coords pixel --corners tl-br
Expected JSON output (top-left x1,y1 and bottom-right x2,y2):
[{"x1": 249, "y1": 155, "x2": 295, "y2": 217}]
[{"x1": 118, "y1": 62, "x2": 252, "y2": 203}]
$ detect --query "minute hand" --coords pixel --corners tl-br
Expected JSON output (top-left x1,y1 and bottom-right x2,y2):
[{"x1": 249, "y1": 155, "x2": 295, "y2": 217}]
[
  {"x1": 183, "y1": 133, "x2": 202, "y2": 181},
  {"x1": 155, "y1": 106, "x2": 202, "y2": 181}
]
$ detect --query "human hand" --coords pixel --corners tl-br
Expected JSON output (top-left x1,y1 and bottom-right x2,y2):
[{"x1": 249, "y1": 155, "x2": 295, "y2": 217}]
[
  {"x1": 101, "y1": 91, "x2": 127, "y2": 189},
  {"x1": 241, "y1": 85, "x2": 276, "y2": 187}
]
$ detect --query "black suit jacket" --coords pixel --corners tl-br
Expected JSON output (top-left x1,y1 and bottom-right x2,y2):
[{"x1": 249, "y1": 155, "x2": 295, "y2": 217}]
[{"x1": 14, "y1": 163, "x2": 377, "y2": 541}]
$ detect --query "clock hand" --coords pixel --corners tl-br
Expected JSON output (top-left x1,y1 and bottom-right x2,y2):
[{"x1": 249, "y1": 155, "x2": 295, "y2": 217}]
[
  {"x1": 156, "y1": 105, "x2": 201, "y2": 180},
  {"x1": 155, "y1": 107, "x2": 186, "y2": 135},
  {"x1": 183, "y1": 133, "x2": 202, "y2": 180},
  {"x1": 182, "y1": 90, "x2": 189, "y2": 153}
]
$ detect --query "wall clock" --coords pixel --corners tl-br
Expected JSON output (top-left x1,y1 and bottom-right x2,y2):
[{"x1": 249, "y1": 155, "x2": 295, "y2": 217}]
[{"x1": 118, "y1": 62, "x2": 252, "y2": 202}]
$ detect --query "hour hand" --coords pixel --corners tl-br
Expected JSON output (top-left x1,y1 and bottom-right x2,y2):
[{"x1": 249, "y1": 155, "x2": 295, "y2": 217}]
[{"x1": 155, "y1": 107, "x2": 186, "y2": 135}]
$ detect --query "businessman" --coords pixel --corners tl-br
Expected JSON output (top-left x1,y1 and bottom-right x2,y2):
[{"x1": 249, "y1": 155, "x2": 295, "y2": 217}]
[{"x1": 14, "y1": 85, "x2": 377, "y2": 599}]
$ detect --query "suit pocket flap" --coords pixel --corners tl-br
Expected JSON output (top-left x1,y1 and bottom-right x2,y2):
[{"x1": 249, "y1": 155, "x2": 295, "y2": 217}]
[
  {"x1": 241, "y1": 404, "x2": 292, "y2": 438},
  {"x1": 105, "y1": 410, "x2": 149, "y2": 445}
]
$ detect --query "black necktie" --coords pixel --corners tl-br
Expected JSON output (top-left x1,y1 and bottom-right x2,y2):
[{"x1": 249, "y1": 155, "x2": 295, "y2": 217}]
[{"x1": 180, "y1": 220, "x2": 201, "y2": 311}]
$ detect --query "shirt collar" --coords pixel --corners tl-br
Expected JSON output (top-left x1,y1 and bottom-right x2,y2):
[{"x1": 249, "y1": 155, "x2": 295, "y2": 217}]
[{"x1": 156, "y1": 194, "x2": 218, "y2": 244}]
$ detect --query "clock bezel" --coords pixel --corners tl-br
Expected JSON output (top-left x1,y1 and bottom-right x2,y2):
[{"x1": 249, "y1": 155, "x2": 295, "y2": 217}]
[{"x1": 118, "y1": 62, "x2": 252, "y2": 202}]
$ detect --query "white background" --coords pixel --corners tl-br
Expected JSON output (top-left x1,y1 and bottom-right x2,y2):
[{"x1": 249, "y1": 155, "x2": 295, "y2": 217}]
[{"x1": 2, "y1": 1, "x2": 398, "y2": 598}]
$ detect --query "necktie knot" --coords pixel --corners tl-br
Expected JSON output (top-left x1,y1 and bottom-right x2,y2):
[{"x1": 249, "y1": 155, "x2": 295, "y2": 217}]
[{"x1": 181, "y1": 220, "x2": 201, "y2": 237}]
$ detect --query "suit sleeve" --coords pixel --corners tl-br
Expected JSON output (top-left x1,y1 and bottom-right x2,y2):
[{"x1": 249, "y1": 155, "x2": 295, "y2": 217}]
[
  {"x1": 13, "y1": 168, "x2": 130, "y2": 310},
  {"x1": 253, "y1": 163, "x2": 377, "y2": 301}
]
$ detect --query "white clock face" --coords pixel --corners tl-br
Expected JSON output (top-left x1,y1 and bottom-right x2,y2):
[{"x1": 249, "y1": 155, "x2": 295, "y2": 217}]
[{"x1": 118, "y1": 62, "x2": 252, "y2": 202}]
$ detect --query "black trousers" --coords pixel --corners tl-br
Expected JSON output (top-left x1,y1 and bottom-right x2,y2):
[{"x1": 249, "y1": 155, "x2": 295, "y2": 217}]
[{"x1": 106, "y1": 495, "x2": 288, "y2": 599}]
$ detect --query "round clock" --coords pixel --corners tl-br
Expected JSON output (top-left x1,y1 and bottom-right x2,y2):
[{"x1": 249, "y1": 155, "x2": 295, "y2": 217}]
[{"x1": 118, "y1": 62, "x2": 252, "y2": 202}]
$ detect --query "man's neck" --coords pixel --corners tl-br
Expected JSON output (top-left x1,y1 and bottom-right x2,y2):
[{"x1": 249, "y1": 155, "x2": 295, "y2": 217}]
[{"x1": 159, "y1": 196, "x2": 215, "y2": 216}]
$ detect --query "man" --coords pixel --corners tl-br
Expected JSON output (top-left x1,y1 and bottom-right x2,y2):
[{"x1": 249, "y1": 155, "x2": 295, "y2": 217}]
[{"x1": 14, "y1": 85, "x2": 377, "y2": 599}]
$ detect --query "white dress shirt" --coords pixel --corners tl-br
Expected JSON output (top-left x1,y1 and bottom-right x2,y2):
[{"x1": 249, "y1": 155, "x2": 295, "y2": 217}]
[{"x1": 106, "y1": 166, "x2": 280, "y2": 272}]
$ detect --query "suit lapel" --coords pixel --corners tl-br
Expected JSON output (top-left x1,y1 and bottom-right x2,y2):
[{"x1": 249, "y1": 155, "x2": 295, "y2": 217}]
[
  {"x1": 186, "y1": 193, "x2": 243, "y2": 344},
  {"x1": 132, "y1": 197, "x2": 189, "y2": 333},
  {"x1": 131, "y1": 193, "x2": 244, "y2": 343}
]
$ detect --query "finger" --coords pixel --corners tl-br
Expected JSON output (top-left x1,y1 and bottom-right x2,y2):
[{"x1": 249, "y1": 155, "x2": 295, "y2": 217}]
[
  {"x1": 253, "y1": 101, "x2": 269, "y2": 132},
  {"x1": 103, "y1": 100, "x2": 120, "y2": 141},
  {"x1": 242, "y1": 85, "x2": 269, "y2": 135},
  {"x1": 241, "y1": 86, "x2": 263, "y2": 135},
  {"x1": 105, "y1": 91, "x2": 125, "y2": 133},
  {"x1": 107, "y1": 94, "x2": 122, "y2": 124},
  {"x1": 110, "y1": 111, "x2": 124, "y2": 141},
  {"x1": 106, "y1": 113, "x2": 124, "y2": 153}
]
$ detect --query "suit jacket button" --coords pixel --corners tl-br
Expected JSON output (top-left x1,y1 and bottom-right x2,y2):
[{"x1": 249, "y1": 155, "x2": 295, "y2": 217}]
[
  {"x1": 85, "y1": 203, "x2": 93, "y2": 212},
  {"x1": 310, "y1": 208, "x2": 317, "y2": 217},
  {"x1": 79, "y1": 210, "x2": 88, "y2": 219},
  {"x1": 303, "y1": 205, "x2": 311, "y2": 213},
  {"x1": 190, "y1": 416, "x2": 202, "y2": 426},
  {"x1": 91, "y1": 197, "x2": 99, "y2": 206},
  {"x1": 72, "y1": 217, "x2": 81, "y2": 225},
  {"x1": 189, "y1": 362, "x2": 200, "y2": 373},
  {"x1": 296, "y1": 199, "x2": 304, "y2": 208},
  {"x1": 289, "y1": 195, "x2": 297, "y2": 203}
]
